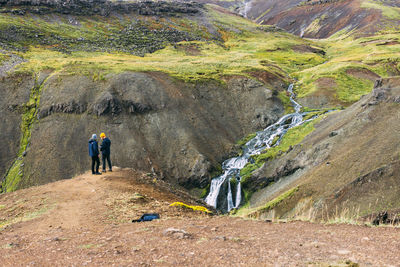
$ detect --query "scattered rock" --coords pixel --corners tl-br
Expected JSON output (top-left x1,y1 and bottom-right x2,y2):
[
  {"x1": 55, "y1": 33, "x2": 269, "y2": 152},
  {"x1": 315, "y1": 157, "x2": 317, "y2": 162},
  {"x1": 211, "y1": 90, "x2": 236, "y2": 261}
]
[
  {"x1": 337, "y1": 249, "x2": 351, "y2": 255},
  {"x1": 0, "y1": 0, "x2": 203, "y2": 17},
  {"x1": 372, "y1": 211, "x2": 388, "y2": 225},
  {"x1": 213, "y1": 236, "x2": 227, "y2": 241},
  {"x1": 163, "y1": 228, "x2": 192, "y2": 239},
  {"x1": 329, "y1": 131, "x2": 338, "y2": 137}
]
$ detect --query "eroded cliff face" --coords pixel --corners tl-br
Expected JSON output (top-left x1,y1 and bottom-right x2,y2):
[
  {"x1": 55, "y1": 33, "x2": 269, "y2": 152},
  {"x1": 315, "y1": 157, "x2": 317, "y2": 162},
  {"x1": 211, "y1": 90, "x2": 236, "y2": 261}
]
[
  {"x1": 1, "y1": 70, "x2": 285, "y2": 192},
  {"x1": 0, "y1": 73, "x2": 33, "y2": 180}
]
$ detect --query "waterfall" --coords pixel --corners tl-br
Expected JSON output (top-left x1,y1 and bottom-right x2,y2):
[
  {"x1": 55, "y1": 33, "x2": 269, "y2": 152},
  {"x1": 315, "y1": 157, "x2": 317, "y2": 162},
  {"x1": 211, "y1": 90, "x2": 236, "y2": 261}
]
[
  {"x1": 227, "y1": 181, "x2": 234, "y2": 212},
  {"x1": 205, "y1": 83, "x2": 323, "y2": 212},
  {"x1": 234, "y1": 181, "x2": 241, "y2": 209},
  {"x1": 238, "y1": 0, "x2": 253, "y2": 18}
]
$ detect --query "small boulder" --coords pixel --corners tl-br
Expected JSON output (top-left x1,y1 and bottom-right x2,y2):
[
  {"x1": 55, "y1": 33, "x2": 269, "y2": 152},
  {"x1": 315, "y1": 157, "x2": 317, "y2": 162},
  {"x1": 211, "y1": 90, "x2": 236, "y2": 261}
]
[
  {"x1": 163, "y1": 228, "x2": 192, "y2": 239},
  {"x1": 329, "y1": 131, "x2": 338, "y2": 137}
]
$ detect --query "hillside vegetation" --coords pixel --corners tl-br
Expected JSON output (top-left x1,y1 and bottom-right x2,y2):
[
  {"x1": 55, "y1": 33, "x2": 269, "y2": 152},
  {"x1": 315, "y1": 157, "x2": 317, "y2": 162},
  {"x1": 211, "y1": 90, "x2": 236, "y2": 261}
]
[{"x1": 0, "y1": 0, "x2": 399, "y2": 225}]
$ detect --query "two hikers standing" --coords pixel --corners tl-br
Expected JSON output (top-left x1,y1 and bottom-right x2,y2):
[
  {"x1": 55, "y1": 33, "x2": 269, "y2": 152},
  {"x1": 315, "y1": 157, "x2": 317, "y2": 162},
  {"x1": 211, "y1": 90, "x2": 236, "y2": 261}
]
[{"x1": 88, "y1": 133, "x2": 112, "y2": 175}]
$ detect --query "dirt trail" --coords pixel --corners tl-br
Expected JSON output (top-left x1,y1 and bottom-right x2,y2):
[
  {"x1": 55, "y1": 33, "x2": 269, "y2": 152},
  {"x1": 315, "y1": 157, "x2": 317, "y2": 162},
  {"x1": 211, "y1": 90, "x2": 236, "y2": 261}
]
[{"x1": 0, "y1": 169, "x2": 400, "y2": 266}]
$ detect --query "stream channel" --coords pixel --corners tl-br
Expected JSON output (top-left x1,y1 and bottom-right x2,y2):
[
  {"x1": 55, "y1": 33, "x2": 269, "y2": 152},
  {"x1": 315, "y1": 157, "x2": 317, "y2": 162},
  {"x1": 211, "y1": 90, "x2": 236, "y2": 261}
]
[{"x1": 205, "y1": 84, "x2": 321, "y2": 212}]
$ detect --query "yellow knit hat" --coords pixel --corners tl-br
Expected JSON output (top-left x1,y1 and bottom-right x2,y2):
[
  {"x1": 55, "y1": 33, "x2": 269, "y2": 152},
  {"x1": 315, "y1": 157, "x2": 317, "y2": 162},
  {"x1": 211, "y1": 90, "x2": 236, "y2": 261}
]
[{"x1": 100, "y1": 132, "x2": 106, "y2": 138}]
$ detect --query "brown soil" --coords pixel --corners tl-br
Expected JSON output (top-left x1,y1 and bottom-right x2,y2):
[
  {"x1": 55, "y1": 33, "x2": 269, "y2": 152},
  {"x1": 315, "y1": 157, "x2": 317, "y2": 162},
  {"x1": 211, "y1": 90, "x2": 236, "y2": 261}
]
[
  {"x1": 298, "y1": 77, "x2": 347, "y2": 108},
  {"x1": 248, "y1": 69, "x2": 287, "y2": 89},
  {"x1": 292, "y1": 45, "x2": 325, "y2": 55},
  {"x1": 1, "y1": 169, "x2": 400, "y2": 266},
  {"x1": 261, "y1": 0, "x2": 383, "y2": 38},
  {"x1": 345, "y1": 68, "x2": 380, "y2": 81},
  {"x1": 174, "y1": 43, "x2": 202, "y2": 56},
  {"x1": 376, "y1": 40, "x2": 400, "y2": 46}
]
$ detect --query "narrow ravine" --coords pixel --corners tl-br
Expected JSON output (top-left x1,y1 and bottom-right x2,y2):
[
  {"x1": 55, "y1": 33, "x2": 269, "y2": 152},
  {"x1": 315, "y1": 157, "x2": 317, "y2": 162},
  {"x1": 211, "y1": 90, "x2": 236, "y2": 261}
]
[{"x1": 205, "y1": 84, "x2": 319, "y2": 212}]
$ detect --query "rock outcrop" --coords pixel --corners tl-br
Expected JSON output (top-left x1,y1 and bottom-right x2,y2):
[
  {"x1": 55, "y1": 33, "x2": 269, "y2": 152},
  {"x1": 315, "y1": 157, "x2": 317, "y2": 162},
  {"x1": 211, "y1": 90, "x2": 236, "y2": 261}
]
[
  {"x1": 0, "y1": 0, "x2": 203, "y2": 16},
  {"x1": 0, "y1": 71, "x2": 285, "y2": 191}
]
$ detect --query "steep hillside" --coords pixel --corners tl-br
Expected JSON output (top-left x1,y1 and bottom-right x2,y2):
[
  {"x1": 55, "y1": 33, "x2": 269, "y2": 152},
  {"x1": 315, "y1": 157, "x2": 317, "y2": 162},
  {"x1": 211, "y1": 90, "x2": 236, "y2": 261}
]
[
  {"x1": 0, "y1": 0, "x2": 331, "y2": 192},
  {"x1": 194, "y1": 0, "x2": 400, "y2": 108},
  {"x1": 1, "y1": 0, "x2": 399, "y2": 224},
  {"x1": 238, "y1": 77, "x2": 400, "y2": 221},
  {"x1": 203, "y1": 0, "x2": 400, "y2": 39}
]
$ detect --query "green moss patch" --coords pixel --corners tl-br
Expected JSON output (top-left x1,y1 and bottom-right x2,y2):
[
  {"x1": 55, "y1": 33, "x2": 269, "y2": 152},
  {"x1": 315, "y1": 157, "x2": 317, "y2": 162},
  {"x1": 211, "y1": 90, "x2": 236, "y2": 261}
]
[
  {"x1": 0, "y1": 53, "x2": 10, "y2": 64},
  {"x1": 294, "y1": 32, "x2": 400, "y2": 105},
  {"x1": 240, "y1": 116, "x2": 324, "y2": 186},
  {"x1": 361, "y1": 0, "x2": 400, "y2": 20},
  {"x1": 237, "y1": 133, "x2": 257, "y2": 147},
  {"x1": 235, "y1": 186, "x2": 299, "y2": 218},
  {"x1": 278, "y1": 91, "x2": 295, "y2": 114},
  {"x1": 257, "y1": 186, "x2": 299, "y2": 213},
  {"x1": 1, "y1": 73, "x2": 54, "y2": 192}
]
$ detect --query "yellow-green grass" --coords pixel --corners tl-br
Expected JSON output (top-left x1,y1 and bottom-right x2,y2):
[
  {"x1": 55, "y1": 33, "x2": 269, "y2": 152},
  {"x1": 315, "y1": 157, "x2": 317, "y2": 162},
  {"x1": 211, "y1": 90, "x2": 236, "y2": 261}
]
[
  {"x1": 3, "y1": 3, "x2": 398, "y2": 106},
  {"x1": 2, "y1": 73, "x2": 55, "y2": 192},
  {"x1": 293, "y1": 31, "x2": 400, "y2": 103},
  {"x1": 234, "y1": 187, "x2": 299, "y2": 218},
  {"x1": 15, "y1": 27, "x2": 324, "y2": 83},
  {"x1": 0, "y1": 53, "x2": 9, "y2": 64},
  {"x1": 0, "y1": 5, "x2": 325, "y2": 83},
  {"x1": 0, "y1": 205, "x2": 52, "y2": 230},
  {"x1": 240, "y1": 113, "x2": 330, "y2": 186},
  {"x1": 361, "y1": 0, "x2": 400, "y2": 20}
]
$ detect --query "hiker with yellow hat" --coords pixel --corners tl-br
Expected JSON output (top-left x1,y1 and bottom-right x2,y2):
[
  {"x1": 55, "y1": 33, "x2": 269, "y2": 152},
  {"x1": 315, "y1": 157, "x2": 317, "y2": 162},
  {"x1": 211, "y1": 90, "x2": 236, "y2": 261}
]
[{"x1": 100, "y1": 132, "x2": 112, "y2": 172}]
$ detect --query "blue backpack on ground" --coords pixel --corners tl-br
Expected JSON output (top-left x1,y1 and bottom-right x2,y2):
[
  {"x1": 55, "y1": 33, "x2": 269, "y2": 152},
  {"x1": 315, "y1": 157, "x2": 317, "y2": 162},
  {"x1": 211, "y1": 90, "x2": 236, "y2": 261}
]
[{"x1": 132, "y1": 213, "x2": 160, "y2": 222}]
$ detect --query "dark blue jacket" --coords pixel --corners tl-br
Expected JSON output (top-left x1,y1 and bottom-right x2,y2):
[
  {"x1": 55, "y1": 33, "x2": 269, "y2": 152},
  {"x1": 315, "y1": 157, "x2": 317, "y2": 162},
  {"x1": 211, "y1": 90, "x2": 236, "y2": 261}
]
[
  {"x1": 88, "y1": 139, "x2": 99, "y2": 157},
  {"x1": 100, "y1": 137, "x2": 111, "y2": 156}
]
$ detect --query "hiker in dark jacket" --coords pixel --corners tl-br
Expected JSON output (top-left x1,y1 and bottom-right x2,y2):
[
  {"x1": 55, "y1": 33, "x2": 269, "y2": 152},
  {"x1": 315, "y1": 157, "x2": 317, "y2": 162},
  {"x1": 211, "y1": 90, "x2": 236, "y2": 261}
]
[
  {"x1": 100, "y1": 132, "x2": 112, "y2": 172},
  {"x1": 89, "y1": 134, "x2": 101, "y2": 175}
]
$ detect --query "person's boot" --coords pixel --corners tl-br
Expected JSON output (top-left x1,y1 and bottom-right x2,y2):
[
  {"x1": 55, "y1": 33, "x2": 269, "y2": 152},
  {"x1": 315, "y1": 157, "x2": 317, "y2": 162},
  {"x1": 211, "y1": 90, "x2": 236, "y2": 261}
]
[
  {"x1": 102, "y1": 169, "x2": 106, "y2": 173},
  {"x1": 108, "y1": 169, "x2": 112, "y2": 172},
  {"x1": 95, "y1": 172, "x2": 102, "y2": 175}
]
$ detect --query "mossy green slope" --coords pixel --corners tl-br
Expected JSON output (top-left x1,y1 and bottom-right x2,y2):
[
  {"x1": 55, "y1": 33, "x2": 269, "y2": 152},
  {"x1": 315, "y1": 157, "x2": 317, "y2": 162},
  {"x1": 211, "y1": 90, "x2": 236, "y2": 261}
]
[
  {"x1": 1, "y1": 73, "x2": 54, "y2": 192},
  {"x1": 0, "y1": 5, "x2": 327, "y2": 84}
]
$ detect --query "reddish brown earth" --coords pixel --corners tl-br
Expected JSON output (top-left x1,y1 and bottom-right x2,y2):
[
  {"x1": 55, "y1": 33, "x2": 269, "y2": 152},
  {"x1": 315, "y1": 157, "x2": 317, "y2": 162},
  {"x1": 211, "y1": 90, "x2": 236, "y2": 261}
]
[
  {"x1": 260, "y1": 0, "x2": 382, "y2": 38},
  {"x1": 345, "y1": 68, "x2": 381, "y2": 81},
  {"x1": 1, "y1": 169, "x2": 400, "y2": 266}
]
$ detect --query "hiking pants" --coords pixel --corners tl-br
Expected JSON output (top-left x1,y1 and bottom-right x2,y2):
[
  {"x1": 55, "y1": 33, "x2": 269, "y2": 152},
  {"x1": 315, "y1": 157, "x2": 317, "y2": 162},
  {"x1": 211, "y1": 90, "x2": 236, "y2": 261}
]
[
  {"x1": 102, "y1": 154, "x2": 112, "y2": 171},
  {"x1": 91, "y1": 155, "x2": 100, "y2": 174}
]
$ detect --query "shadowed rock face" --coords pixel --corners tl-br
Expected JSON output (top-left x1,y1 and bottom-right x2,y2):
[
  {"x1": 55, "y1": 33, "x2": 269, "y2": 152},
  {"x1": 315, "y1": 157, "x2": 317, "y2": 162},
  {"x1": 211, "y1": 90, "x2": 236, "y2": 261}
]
[
  {"x1": 1, "y1": 71, "x2": 285, "y2": 191},
  {"x1": 0, "y1": 73, "x2": 33, "y2": 181}
]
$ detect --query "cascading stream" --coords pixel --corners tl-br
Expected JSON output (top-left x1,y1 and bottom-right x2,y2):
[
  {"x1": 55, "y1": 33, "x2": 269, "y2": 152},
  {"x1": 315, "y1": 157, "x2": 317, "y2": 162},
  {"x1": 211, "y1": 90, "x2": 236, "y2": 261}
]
[{"x1": 205, "y1": 84, "x2": 318, "y2": 212}]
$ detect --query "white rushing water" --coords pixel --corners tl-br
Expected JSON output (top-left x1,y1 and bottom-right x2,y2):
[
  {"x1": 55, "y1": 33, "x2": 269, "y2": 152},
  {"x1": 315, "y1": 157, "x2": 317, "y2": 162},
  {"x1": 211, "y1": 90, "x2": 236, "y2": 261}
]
[
  {"x1": 238, "y1": 0, "x2": 253, "y2": 18},
  {"x1": 205, "y1": 84, "x2": 317, "y2": 211}
]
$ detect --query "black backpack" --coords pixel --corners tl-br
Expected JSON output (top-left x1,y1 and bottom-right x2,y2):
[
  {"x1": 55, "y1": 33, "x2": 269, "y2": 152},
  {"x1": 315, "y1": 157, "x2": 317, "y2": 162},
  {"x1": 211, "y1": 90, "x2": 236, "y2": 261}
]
[{"x1": 132, "y1": 213, "x2": 160, "y2": 222}]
